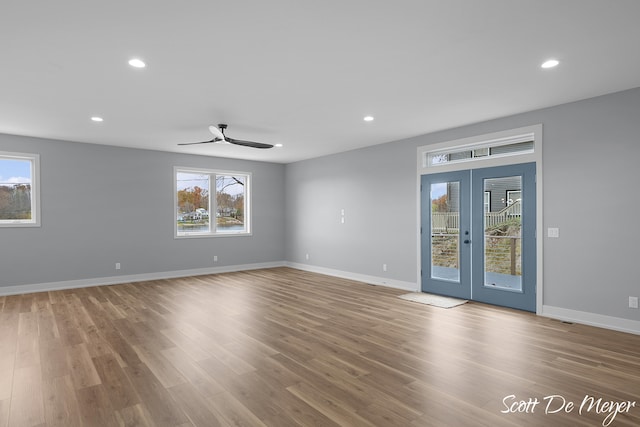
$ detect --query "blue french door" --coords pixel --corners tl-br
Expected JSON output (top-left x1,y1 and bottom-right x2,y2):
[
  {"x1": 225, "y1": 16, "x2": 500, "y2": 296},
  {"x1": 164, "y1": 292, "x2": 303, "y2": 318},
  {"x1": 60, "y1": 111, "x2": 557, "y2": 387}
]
[
  {"x1": 421, "y1": 170, "x2": 472, "y2": 300},
  {"x1": 421, "y1": 163, "x2": 536, "y2": 312}
]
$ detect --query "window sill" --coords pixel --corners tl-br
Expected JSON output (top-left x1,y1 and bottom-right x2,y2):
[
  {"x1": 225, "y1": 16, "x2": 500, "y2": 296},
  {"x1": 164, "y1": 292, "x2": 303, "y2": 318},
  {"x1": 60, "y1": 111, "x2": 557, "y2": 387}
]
[{"x1": 175, "y1": 232, "x2": 253, "y2": 239}]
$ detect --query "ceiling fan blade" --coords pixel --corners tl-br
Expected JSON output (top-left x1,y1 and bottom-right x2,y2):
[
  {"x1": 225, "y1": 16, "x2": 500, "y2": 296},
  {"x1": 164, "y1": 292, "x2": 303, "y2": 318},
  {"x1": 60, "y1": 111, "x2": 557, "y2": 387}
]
[
  {"x1": 208, "y1": 125, "x2": 225, "y2": 140},
  {"x1": 226, "y1": 137, "x2": 274, "y2": 149},
  {"x1": 178, "y1": 138, "x2": 223, "y2": 146}
]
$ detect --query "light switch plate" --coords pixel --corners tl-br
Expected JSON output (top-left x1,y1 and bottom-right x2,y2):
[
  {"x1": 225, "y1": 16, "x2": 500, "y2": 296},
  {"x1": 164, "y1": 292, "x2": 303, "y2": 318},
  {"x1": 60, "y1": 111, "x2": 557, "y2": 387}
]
[{"x1": 548, "y1": 228, "x2": 559, "y2": 238}]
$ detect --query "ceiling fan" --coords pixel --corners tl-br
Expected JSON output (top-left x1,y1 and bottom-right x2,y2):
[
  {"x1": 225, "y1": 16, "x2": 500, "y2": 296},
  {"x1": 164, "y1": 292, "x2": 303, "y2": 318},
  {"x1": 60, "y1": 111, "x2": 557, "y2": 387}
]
[{"x1": 178, "y1": 124, "x2": 273, "y2": 149}]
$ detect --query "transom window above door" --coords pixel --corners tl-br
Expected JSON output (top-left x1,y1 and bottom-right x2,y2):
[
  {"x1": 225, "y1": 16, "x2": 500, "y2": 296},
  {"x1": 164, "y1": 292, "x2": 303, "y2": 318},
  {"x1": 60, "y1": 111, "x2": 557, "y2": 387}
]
[{"x1": 425, "y1": 138, "x2": 534, "y2": 168}]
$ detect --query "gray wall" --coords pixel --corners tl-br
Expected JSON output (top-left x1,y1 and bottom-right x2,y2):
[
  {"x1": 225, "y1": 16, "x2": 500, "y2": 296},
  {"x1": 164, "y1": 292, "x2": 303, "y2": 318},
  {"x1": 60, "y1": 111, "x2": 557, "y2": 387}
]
[
  {"x1": 285, "y1": 87, "x2": 640, "y2": 322},
  {"x1": 285, "y1": 139, "x2": 417, "y2": 281},
  {"x1": 0, "y1": 135, "x2": 286, "y2": 287}
]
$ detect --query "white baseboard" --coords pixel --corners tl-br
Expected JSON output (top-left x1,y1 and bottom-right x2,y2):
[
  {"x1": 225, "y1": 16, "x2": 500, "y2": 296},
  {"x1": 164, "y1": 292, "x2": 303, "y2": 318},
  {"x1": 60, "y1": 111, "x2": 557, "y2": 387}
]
[
  {"x1": 0, "y1": 261, "x2": 287, "y2": 297},
  {"x1": 542, "y1": 305, "x2": 640, "y2": 336},
  {"x1": 286, "y1": 262, "x2": 418, "y2": 292}
]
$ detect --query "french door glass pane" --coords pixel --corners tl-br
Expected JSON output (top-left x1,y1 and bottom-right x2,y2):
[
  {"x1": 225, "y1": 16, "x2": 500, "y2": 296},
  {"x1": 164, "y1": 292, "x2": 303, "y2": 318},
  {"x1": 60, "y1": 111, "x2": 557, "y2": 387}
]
[
  {"x1": 483, "y1": 176, "x2": 522, "y2": 291},
  {"x1": 430, "y1": 182, "x2": 460, "y2": 282}
]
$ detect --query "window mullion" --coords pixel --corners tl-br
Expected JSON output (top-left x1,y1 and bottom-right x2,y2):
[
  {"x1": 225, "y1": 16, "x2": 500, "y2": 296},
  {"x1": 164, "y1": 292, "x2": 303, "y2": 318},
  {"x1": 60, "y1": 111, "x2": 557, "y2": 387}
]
[{"x1": 210, "y1": 173, "x2": 216, "y2": 234}]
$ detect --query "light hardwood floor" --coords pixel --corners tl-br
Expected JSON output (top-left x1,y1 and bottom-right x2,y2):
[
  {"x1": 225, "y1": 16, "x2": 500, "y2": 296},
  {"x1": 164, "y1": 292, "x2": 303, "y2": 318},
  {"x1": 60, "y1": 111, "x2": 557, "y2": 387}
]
[{"x1": 0, "y1": 267, "x2": 638, "y2": 426}]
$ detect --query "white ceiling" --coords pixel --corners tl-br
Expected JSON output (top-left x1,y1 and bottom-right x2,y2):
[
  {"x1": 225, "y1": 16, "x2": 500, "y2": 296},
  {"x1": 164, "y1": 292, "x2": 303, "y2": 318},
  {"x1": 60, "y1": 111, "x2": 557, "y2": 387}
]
[{"x1": 1, "y1": 1, "x2": 639, "y2": 164}]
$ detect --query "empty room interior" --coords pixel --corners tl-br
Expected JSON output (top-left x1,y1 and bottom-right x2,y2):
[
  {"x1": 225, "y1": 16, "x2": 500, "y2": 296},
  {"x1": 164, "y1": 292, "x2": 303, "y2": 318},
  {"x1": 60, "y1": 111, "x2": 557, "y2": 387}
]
[{"x1": 1, "y1": 1, "x2": 640, "y2": 426}]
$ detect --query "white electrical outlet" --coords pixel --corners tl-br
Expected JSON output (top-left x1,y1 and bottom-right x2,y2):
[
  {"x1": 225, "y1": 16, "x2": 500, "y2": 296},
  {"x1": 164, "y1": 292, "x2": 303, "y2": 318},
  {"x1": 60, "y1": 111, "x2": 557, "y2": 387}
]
[
  {"x1": 629, "y1": 296, "x2": 639, "y2": 309},
  {"x1": 547, "y1": 228, "x2": 559, "y2": 238},
  {"x1": 305, "y1": 253, "x2": 310, "y2": 260},
  {"x1": 115, "y1": 262, "x2": 121, "y2": 270},
  {"x1": 383, "y1": 264, "x2": 387, "y2": 272},
  {"x1": 213, "y1": 255, "x2": 218, "y2": 262}
]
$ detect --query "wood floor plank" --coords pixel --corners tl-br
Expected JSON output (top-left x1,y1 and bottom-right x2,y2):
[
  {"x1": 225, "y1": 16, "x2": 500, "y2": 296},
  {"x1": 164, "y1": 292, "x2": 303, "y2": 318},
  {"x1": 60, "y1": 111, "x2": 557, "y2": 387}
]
[
  {"x1": 1, "y1": 296, "x2": 21, "y2": 315},
  {"x1": 36, "y1": 308, "x2": 59, "y2": 341},
  {"x1": 18, "y1": 294, "x2": 35, "y2": 313},
  {"x1": 18, "y1": 311, "x2": 39, "y2": 336},
  {"x1": 0, "y1": 315, "x2": 18, "y2": 384},
  {"x1": 115, "y1": 403, "x2": 156, "y2": 427},
  {"x1": 129, "y1": 321, "x2": 175, "y2": 350},
  {"x1": 62, "y1": 295, "x2": 94, "y2": 328},
  {"x1": 82, "y1": 324, "x2": 114, "y2": 359},
  {"x1": 356, "y1": 401, "x2": 417, "y2": 427},
  {"x1": 9, "y1": 365, "x2": 45, "y2": 427},
  {"x1": 1, "y1": 267, "x2": 639, "y2": 427},
  {"x1": 39, "y1": 338, "x2": 70, "y2": 381},
  {"x1": 271, "y1": 353, "x2": 372, "y2": 412},
  {"x1": 209, "y1": 369, "x2": 294, "y2": 425},
  {"x1": 92, "y1": 353, "x2": 141, "y2": 410},
  {"x1": 132, "y1": 341, "x2": 187, "y2": 389},
  {"x1": 75, "y1": 384, "x2": 119, "y2": 427},
  {"x1": 286, "y1": 381, "x2": 375, "y2": 427},
  {"x1": 100, "y1": 329, "x2": 142, "y2": 368},
  {"x1": 42, "y1": 375, "x2": 83, "y2": 427},
  {"x1": 15, "y1": 333, "x2": 40, "y2": 369},
  {"x1": 0, "y1": 399, "x2": 9, "y2": 427},
  {"x1": 160, "y1": 328, "x2": 212, "y2": 361},
  {"x1": 260, "y1": 386, "x2": 340, "y2": 427},
  {"x1": 167, "y1": 382, "x2": 224, "y2": 427},
  {"x1": 160, "y1": 346, "x2": 226, "y2": 398},
  {"x1": 0, "y1": 369, "x2": 11, "y2": 402},
  {"x1": 206, "y1": 391, "x2": 269, "y2": 427},
  {"x1": 123, "y1": 363, "x2": 189, "y2": 426},
  {"x1": 67, "y1": 343, "x2": 102, "y2": 390},
  {"x1": 51, "y1": 301, "x2": 84, "y2": 346},
  {"x1": 251, "y1": 354, "x2": 303, "y2": 390}
]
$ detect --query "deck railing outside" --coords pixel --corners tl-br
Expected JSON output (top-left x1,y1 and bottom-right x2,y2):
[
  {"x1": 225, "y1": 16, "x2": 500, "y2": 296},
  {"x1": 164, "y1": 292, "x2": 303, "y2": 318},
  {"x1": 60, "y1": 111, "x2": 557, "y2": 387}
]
[
  {"x1": 431, "y1": 200, "x2": 521, "y2": 233},
  {"x1": 431, "y1": 201, "x2": 522, "y2": 275}
]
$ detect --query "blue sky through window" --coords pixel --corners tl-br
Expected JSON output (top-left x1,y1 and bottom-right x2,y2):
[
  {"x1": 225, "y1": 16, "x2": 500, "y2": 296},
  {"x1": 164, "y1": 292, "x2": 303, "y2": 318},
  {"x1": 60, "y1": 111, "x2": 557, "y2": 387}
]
[
  {"x1": 0, "y1": 159, "x2": 32, "y2": 185},
  {"x1": 430, "y1": 182, "x2": 447, "y2": 199},
  {"x1": 176, "y1": 172, "x2": 209, "y2": 191},
  {"x1": 176, "y1": 172, "x2": 243, "y2": 196}
]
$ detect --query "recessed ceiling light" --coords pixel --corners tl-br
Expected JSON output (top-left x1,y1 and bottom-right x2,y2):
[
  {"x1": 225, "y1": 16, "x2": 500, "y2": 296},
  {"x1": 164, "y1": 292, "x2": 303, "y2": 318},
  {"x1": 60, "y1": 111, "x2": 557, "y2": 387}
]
[
  {"x1": 275, "y1": 143, "x2": 283, "y2": 148},
  {"x1": 541, "y1": 59, "x2": 559, "y2": 69},
  {"x1": 91, "y1": 116, "x2": 104, "y2": 122},
  {"x1": 128, "y1": 58, "x2": 146, "y2": 68},
  {"x1": 363, "y1": 116, "x2": 374, "y2": 122}
]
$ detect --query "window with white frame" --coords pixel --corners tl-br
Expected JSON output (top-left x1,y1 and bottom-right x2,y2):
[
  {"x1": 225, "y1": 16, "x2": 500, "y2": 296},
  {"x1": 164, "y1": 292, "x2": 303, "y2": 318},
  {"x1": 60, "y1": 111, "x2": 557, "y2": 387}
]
[
  {"x1": 426, "y1": 137, "x2": 534, "y2": 168},
  {"x1": 175, "y1": 167, "x2": 251, "y2": 237},
  {"x1": 506, "y1": 190, "x2": 521, "y2": 206},
  {"x1": 0, "y1": 151, "x2": 40, "y2": 227}
]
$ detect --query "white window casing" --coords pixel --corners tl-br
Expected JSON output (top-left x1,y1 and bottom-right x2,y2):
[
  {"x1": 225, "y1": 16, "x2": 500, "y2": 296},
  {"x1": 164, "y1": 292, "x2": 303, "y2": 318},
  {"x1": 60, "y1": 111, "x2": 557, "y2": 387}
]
[{"x1": 0, "y1": 151, "x2": 40, "y2": 227}]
